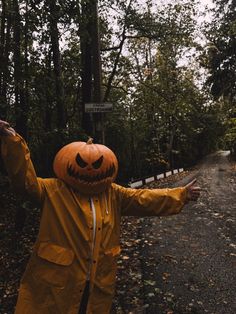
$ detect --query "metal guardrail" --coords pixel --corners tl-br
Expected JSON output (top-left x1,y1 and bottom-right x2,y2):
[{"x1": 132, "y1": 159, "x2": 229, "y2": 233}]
[{"x1": 129, "y1": 168, "x2": 184, "y2": 188}]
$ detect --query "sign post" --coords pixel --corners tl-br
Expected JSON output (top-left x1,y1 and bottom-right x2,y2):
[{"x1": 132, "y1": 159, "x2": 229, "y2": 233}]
[
  {"x1": 85, "y1": 103, "x2": 113, "y2": 144},
  {"x1": 85, "y1": 103, "x2": 113, "y2": 113}
]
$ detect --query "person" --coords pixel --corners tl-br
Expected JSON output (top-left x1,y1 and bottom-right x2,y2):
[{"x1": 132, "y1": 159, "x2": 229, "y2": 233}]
[{"x1": 0, "y1": 120, "x2": 201, "y2": 314}]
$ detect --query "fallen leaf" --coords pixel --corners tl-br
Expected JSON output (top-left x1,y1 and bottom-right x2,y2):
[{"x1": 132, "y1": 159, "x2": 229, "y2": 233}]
[{"x1": 162, "y1": 272, "x2": 170, "y2": 280}]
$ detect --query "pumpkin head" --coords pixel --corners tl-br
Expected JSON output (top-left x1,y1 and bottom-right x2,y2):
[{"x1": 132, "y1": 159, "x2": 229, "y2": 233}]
[{"x1": 53, "y1": 138, "x2": 118, "y2": 194}]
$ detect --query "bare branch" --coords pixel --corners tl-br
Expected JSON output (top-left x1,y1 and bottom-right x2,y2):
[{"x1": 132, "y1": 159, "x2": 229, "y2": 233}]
[
  {"x1": 103, "y1": 0, "x2": 133, "y2": 102},
  {"x1": 102, "y1": 83, "x2": 131, "y2": 95}
]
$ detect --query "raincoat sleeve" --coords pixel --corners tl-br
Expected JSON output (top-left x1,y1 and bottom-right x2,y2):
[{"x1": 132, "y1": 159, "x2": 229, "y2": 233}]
[
  {"x1": 0, "y1": 133, "x2": 44, "y2": 204},
  {"x1": 113, "y1": 184, "x2": 187, "y2": 217}
]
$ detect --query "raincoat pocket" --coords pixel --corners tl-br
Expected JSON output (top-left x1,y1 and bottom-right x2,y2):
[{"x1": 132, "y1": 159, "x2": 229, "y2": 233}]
[
  {"x1": 97, "y1": 245, "x2": 121, "y2": 292},
  {"x1": 32, "y1": 242, "x2": 75, "y2": 288}
]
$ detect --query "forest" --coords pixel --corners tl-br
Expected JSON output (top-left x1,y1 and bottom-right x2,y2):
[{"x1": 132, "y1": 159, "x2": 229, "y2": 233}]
[{"x1": 0, "y1": 0, "x2": 235, "y2": 183}]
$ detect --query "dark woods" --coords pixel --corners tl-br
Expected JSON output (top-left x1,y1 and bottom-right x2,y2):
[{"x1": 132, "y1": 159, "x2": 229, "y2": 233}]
[{"x1": 0, "y1": 0, "x2": 234, "y2": 182}]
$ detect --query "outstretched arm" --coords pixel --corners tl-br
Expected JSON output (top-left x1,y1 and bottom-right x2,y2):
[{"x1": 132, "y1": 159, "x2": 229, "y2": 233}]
[
  {"x1": 0, "y1": 120, "x2": 44, "y2": 203},
  {"x1": 113, "y1": 179, "x2": 201, "y2": 217}
]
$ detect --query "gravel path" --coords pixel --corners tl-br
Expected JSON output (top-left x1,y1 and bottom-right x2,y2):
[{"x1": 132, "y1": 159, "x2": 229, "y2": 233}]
[{"x1": 139, "y1": 151, "x2": 236, "y2": 314}]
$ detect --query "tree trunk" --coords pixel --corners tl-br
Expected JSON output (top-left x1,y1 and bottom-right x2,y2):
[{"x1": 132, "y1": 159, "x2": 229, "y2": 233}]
[
  {"x1": 167, "y1": 117, "x2": 176, "y2": 170},
  {"x1": 2, "y1": 0, "x2": 11, "y2": 113},
  {"x1": 44, "y1": 52, "x2": 53, "y2": 132},
  {"x1": 79, "y1": 0, "x2": 93, "y2": 136},
  {"x1": 47, "y1": 0, "x2": 66, "y2": 130},
  {"x1": 91, "y1": 0, "x2": 104, "y2": 143},
  {"x1": 12, "y1": 0, "x2": 28, "y2": 138},
  {"x1": 0, "y1": 0, "x2": 11, "y2": 119},
  {"x1": 23, "y1": 0, "x2": 29, "y2": 121},
  {"x1": 0, "y1": 0, "x2": 6, "y2": 94}
]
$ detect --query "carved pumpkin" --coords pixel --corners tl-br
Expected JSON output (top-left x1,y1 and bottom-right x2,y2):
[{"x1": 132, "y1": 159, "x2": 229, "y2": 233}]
[{"x1": 53, "y1": 138, "x2": 118, "y2": 194}]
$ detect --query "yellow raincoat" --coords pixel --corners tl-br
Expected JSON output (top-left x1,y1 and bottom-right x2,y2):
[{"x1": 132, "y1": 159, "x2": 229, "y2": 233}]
[{"x1": 1, "y1": 134, "x2": 187, "y2": 314}]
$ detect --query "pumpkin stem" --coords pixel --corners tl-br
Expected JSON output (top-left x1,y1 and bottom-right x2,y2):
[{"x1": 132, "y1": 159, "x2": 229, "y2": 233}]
[{"x1": 87, "y1": 137, "x2": 94, "y2": 144}]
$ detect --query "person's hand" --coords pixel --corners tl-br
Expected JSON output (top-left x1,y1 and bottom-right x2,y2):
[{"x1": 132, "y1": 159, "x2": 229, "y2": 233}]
[
  {"x1": 185, "y1": 178, "x2": 201, "y2": 202},
  {"x1": 0, "y1": 120, "x2": 16, "y2": 136}
]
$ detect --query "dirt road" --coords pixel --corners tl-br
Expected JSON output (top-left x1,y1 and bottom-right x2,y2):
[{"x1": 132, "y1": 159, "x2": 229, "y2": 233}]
[{"x1": 139, "y1": 151, "x2": 236, "y2": 314}]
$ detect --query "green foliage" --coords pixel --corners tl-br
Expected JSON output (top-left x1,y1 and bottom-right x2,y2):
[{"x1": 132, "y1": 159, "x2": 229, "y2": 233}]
[
  {"x1": 204, "y1": 0, "x2": 236, "y2": 100},
  {"x1": 203, "y1": 0, "x2": 236, "y2": 159},
  {"x1": 224, "y1": 118, "x2": 236, "y2": 158},
  {"x1": 0, "y1": 0, "x2": 226, "y2": 181}
]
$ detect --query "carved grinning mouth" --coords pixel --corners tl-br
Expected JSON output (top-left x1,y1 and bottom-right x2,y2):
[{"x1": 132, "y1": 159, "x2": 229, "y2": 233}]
[{"x1": 67, "y1": 163, "x2": 116, "y2": 183}]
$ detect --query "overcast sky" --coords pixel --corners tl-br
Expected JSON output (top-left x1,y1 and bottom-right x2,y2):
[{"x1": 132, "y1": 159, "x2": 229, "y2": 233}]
[{"x1": 136, "y1": 0, "x2": 215, "y2": 17}]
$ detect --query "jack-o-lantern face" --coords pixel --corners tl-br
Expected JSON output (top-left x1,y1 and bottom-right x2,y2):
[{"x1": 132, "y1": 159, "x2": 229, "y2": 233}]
[{"x1": 53, "y1": 138, "x2": 118, "y2": 194}]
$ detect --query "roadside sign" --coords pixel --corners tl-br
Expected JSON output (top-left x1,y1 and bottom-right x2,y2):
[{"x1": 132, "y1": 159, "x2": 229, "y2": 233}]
[{"x1": 85, "y1": 103, "x2": 113, "y2": 113}]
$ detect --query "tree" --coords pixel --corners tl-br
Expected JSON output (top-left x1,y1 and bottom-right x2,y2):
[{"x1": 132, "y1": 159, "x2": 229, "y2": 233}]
[
  {"x1": 0, "y1": 0, "x2": 11, "y2": 119},
  {"x1": 122, "y1": 1, "x2": 198, "y2": 173},
  {"x1": 46, "y1": 0, "x2": 66, "y2": 130},
  {"x1": 12, "y1": 0, "x2": 28, "y2": 138},
  {"x1": 205, "y1": 0, "x2": 236, "y2": 102},
  {"x1": 0, "y1": 0, "x2": 222, "y2": 180},
  {"x1": 79, "y1": 0, "x2": 93, "y2": 136},
  {"x1": 203, "y1": 0, "x2": 236, "y2": 154}
]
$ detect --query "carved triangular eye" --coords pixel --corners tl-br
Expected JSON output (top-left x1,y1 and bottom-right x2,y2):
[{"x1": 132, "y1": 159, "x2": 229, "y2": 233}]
[
  {"x1": 76, "y1": 153, "x2": 88, "y2": 168},
  {"x1": 92, "y1": 155, "x2": 103, "y2": 169}
]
